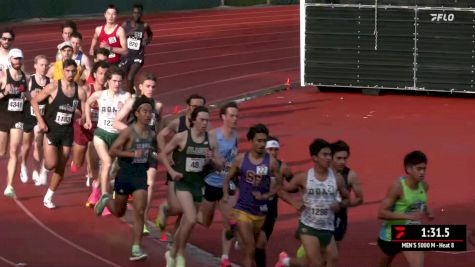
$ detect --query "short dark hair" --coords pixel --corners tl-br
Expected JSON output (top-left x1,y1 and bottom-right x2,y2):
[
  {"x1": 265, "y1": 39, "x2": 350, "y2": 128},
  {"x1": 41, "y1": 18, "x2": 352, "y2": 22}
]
[
  {"x1": 404, "y1": 151, "x2": 427, "y2": 170},
  {"x1": 309, "y1": 138, "x2": 330, "y2": 156},
  {"x1": 190, "y1": 106, "x2": 209, "y2": 128},
  {"x1": 139, "y1": 72, "x2": 157, "y2": 84},
  {"x1": 219, "y1": 101, "x2": 238, "y2": 117},
  {"x1": 186, "y1": 94, "x2": 206, "y2": 105},
  {"x1": 106, "y1": 4, "x2": 119, "y2": 13},
  {"x1": 133, "y1": 3, "x2": 144, "y2": 11},
  {"x1": 331, "y1": 140, "x2": 350, "y2": 156},
  {"x1": 267, "y1": 136, "x2": 279, "y2": 142},
  {"x1": 63, "y1": 59, "x2": 77, "y2": 69},
  {"x1": 94, "y1": 48, "x2": 110, "y2": 58},
  {"x1": 70, "y1": 31, "x2": 82, "y2": 40},
  {"x1": 132, "y1": 96, "x2": 154, "y2": 119},
  {"x1": 92, "y1": 60, "x2": 109, "y2": 74},
  {"x1": 247, "y1": 123, "x2": 269, "y2": 141},
  {"x1": 1, "y1": 28, "x2": 15, "y2": 40},
  {"x1": 106, "y1": 65, "x2": 124, "y2": 80},
  {"x1": 61, "y1": 20, "x2": 77, "y2": 32}
]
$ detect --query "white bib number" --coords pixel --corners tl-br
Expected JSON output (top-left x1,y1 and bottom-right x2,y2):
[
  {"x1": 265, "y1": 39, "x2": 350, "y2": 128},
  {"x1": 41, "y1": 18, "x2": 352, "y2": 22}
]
[
  {"x1": 30, "y1": 104, "x2": 45, "y2": 116},
  {"x1": 108, "y1": 36, "x2": 117, "y2": 44},
  {"x1": 127, "y1": 38, "x2": 141, "y2": 50},
  {"x1": 185, "y1": 157, "x2": 205, "y2": 172},
  {"x1": 8, "y1": 98, "x2": 23, "y2": 111},
  {"x1": 108, "y1": 52, "x2": 116, "y2": 59},
  {"x1": 55, "y1": 112, "x2": 72, "y2": 125},
  {"x1": 91, "y1": 109, "x2": 99, "y2": 122},
  {"x1": 311, "y1": 206, "x2": 329, "y2": 219},
  {"x1": 256, "y1": 165, "x2": 268, "y2": 176}
]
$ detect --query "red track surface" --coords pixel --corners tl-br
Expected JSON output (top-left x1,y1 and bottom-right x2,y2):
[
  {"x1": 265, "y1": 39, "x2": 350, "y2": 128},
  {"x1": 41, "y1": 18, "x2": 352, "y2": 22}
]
[{"x1": 1, "y1": 5, "x2": 474, "y2": 267}]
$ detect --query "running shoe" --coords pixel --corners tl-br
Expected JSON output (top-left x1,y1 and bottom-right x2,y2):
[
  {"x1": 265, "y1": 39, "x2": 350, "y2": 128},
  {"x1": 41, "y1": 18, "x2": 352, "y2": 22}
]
[
  {"x1": 296, "y1": 244, "x2": 306, "y2": 258},
  {"x1": 43, "y1": 198, "x2": 56, "y2": 209},
  {"x1": 175, "y1": 254, "x2": 185, "y2": 267},
  {"x1": 220, "y1": 258, "x2": 231, "y2": 267},
  {"x1": 129, "y1": 245, "x2": 147, "y2": 261},
  {"x1": 143, "y1": 224, "x2": 150, "y2": 235},
  {"x1": 94, "y1": 194, "x2": 109, "y2": 216},
  {"x1": 274, "y1": 251, "x2": 289, "y2": 267},
  {"x1": 32, "y1": 170, "x2": 41, "y2": 186},
  {"x1": 3, "y1": 186, "x2": 15, "y2": 198},
  {"x1": 20, "y1": 164, "x2": 28, "y2": 183},
  {"x1": 70, "y1": 161, "x2": 79, "y2": 173},
  {"x1": 102, "y1": 206, "x2": 112, "y2": 216},
  {"x1": 85, "y1": 175, "x2": 92, "y2": 187},
  {"x1": 39, "y1": 166, "x2": 48, "y2": 185},
  {"x1": 165, "y1": 250, "x2": 176, "y2": 267},
  {"x1": 85, "y1": 181, "x2": 100, "y2": 207},
  {"x1": 155, "y1": 203, "x2": 168, "y2": 230}
]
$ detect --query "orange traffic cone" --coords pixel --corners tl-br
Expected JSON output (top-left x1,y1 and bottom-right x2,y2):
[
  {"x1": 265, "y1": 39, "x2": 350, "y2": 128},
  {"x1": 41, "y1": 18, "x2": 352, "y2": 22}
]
[
  {"x1": 173, "y1": 105, "x2": 180, "y2": 114},
  {"x1": 285, "y1": 77, "x2": 292, "y2": 90}
]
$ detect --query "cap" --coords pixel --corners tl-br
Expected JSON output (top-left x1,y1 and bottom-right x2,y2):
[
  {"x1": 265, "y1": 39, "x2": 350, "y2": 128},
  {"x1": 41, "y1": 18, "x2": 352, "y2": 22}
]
[
  {"x1": 58, "y1": 41, "x2": 73, "y2": 50},
  {"x1": 8, "y1": 48, "x2": 23, "y2": 59},
  {"x1": 265, "y1": 140, "x2": 280, "y2": 149}
]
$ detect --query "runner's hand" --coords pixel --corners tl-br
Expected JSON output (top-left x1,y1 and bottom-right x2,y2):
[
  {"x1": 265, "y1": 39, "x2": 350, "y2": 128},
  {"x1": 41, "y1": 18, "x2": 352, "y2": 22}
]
[
  {"x1": 83, "y1": 121, "x2": 92, "y2": 130},
  {"x1": 38, "y1": 121, "x2": 48, "y2": 133},
  {"x1": 134, "y1": 149, "x2": 144, "y2": 158},
  {"x1": 405, "y1": 211, "x2": 425, "y2": 222},
  {"x1": 252, "y1": 191, "x2": 267, "y2": 200},
  {"x1": 205, "y1": 149, "x2": 214, "y2": 161},
  {"x1": 3, "y1": 84, "x2": 11, "y2": 94},
  {"x1": 170, "y1": 170, "x2": 183, "y2": 181}
]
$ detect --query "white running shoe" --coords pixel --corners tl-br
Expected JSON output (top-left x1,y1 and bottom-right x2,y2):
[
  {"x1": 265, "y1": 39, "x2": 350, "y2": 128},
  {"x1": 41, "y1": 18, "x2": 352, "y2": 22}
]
[
  {"x1": 4, "y1": 186, "x2": 15, "y2": 198},
  {"x1": 39, "y1": 167, "x2": 48, "y2": 185},
  {"x1": 85, "y1": 175, "x2": 92, "y2": 187},
  {"x1": 32, "y1": 170, "x2": 41, "y2": 186},
  {"x1": 20, "y1": 164, "x2": 29, "y2": 183},
  {"x1": 43, "y1": 198, "x2": 56, "y2": 209}
]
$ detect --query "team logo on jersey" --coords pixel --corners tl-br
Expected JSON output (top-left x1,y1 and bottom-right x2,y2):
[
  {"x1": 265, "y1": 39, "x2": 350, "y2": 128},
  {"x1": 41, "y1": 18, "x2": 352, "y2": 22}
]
[{"x1": 73, "y1": 99, "x2": 79, "y2": 109}]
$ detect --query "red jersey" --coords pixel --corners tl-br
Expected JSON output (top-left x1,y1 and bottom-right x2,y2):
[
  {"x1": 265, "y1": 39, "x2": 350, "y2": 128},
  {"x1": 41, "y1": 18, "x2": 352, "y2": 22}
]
[{"x1": 98, "y1": 24, "x2": 121, "y2": 64}]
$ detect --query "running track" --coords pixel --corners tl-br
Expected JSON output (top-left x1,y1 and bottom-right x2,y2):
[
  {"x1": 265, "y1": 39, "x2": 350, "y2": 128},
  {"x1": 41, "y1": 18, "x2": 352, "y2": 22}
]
[{"x1": 1, "y1": 5, "x2": 475, "y2": 267}]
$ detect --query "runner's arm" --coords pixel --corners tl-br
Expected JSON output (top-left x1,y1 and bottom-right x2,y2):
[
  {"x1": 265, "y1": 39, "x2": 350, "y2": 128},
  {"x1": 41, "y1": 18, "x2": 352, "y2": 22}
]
[
  {"x1": 83, "y1": 90, "x2": 101, "y2": 128},
  {"x1": 112, "y1": 27, "x2": 128, "y2": 56},
  {"x1": 207, "y1": 130, "x2": 225, "y2": 171},
  {"x1": 262, "y1": 157, "x2": 283, "y2": 200},
  {"x1": 223, "y1": 153, "x2": 242, "y2": 201},
  {"x1": 112, "y1": 97, "x2": 134, "y2": 131},
  {"x1": 335, "y1": 172, "x2": 350, "y2": 209},
  {"x1": 89, "y1": 27, "x2": 100, "y2": 56},
  {"x1": 159, "y1": 132, "x2": 184, "y2": 180},
  {"x1": 109, "y1": 128, "x2": 135, "y2": 158},
  {"x1": 277, "y1": 163, "x2": 301, "y2": 209},
  {"x1": 144, "y1": 23, "x2": 153, "y2": 44},
  {"x1": 378, "y1": 180, "x2": 421, "y2": 221},
  {"x1": 153, "y1": 102, "x2": 164, "y2": 133},
  {"x1": 76, "y1": 85, "x2": 88, "y2": 124},
  {"x1": 31, "y1": 82, "x2": 56, "y2": 130},
  {"x1": 348, "y1": 170, "x2": 364, "y2": 207},
  {"x1": 283, "y1": 171, "x2": 305, "y2": 193},
  {"x1": 157, "y1": 117, "x2": 178, "y2": 151}
]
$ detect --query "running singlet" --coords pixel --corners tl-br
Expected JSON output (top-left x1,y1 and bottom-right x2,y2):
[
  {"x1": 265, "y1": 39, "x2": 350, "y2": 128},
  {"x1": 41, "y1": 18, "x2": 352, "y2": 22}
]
[
  {"x1": 234, "y1": 153, "x2": 272, "y2": 216},
  {"x1": 0, "y1": 55, "x2": 11, "y2": 72},
  {"x1": 119, "y1": 124, "x2": 154, "y2": 165},
  {"x1": 74, "y1": 51, "x2": 84, "y2": 67},
  {"x1": 124, "y1": 21, "x2": 145, "y2": 62},
  {"x1": 25, "y1": 74, "x2": 50, "y2": 118},
  {"x1": 44, "y1": 81, "x2": 79, "y2": 129},
  {"x1": 173, "y1": 130, "x2": 210, "y2": 185},
  {"x1": 379, "y1": 177, "x2": 427, "y2": 241},
  {"x1": 0, "y1": 69, "x2": 27, "y2": 113},
  {"x1": 97, "y1": 90, "x2": 129, "y2": 133},
  {"x1": 300, "y1": 168, "x2": 338, "y2": 232},
  {"x1": 204, "y1": 128, "x2": 238, "y2": 187},
  {"x1": 334, "y1": 167, "x2": 351, "y2": 223},
  {"x1": 99, "y1": 25, "x2": 122, "y2": 64}
]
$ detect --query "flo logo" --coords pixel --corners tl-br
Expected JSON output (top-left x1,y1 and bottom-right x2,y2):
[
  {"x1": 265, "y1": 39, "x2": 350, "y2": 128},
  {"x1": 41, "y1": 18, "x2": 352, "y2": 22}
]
[{"x1": 430, "y1": 13, "x2": 455, "y2": 22}]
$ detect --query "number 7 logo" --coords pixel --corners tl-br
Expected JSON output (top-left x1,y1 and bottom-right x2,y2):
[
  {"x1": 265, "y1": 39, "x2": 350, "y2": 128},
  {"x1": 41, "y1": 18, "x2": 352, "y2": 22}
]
[{"x1": 394, "y1": 226, "x2": 405, "y2": 239}]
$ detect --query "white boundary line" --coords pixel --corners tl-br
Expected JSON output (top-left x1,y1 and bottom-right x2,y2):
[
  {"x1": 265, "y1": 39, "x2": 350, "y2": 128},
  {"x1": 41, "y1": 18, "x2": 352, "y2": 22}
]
[
  {"x1": 367, "y1": 242, "x2": 475, "y2": 255},
  {"x1": 0, "y1": 256, "x2": 19, "y2": 267},
  {"x1": 13, "y1": 198, "x2": 123, "y2": 267}
]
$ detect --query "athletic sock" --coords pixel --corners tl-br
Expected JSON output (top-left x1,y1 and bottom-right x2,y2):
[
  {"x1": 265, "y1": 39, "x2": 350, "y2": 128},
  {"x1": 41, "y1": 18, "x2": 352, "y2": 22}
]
[
  {"x1": 255, "y1": 248, "x2": 266, "y2": 267},
  {"x1": 44, "y1": 188, "x2": 54, "y2": 201}
]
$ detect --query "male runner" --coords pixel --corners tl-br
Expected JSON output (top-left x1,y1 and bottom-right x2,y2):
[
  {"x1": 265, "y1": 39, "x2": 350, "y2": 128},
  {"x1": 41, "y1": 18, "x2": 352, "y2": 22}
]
[
  {"x1": 0, "y1": 48, "x2": 27, "y2": 198},
  {"x1": 89, "y1": 4, "x2": 127, "y2": 65},
  {"x1": 70, "y1": 60, "x2": 109, "y2": 193},
  {"x1": 31, "y1": 59, "x2": 87, "y2": 208},
  {"x1": 48, "y1": 41, "x2": 82, "y2": 83},
  {"x1": 120, "y1": 3, "x2": 153, "y2": 94},
  {"x1": 56, "y1": 20, "x2": 77, "y2": 61},
  {"x1": 197, "y1": 101, "x2": 239, "y2": 267},
  {"x1": 161, "y1": 106, "x2": 223, "y2": 267},
  {"x1": 222, "y1": 124, "x2": 282, "y2": 267},
  {"x1": 0, "y1": 28, "x2": 14, "y2": 72},
  {"x1": 19, "y1": 55, "x2": 50, "y2": 185},
  {"x1": 85, "y1": 48, "x2": 111, "y2": 85},
  {"x1": 377, "y1": 151, "x2": 434, "y2": 267},
  {"x1": 113, "y1": 72, "x2": 162, "y2": 233},
  {"x1": 277, "y1": 139, "x2": 350, "y2": 267},
  {"x1": 95, "y1": 98, "x2": 154, "y2": 261},
  {"x1": 70, "y1": 32, "x2": 91, "y2": 81},
  {"x1": 155, "y1": 94, "x2": 206, "y2": 235}
]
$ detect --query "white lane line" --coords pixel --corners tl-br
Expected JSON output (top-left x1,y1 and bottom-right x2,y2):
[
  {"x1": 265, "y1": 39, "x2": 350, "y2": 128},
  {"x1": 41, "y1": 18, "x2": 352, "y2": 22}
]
[
  {"x1": 0, "y1": 256, "x2": 19, "y2": 267},
  {"x1": 14, "y1": 199, "x2": 123, "y2": 267}
]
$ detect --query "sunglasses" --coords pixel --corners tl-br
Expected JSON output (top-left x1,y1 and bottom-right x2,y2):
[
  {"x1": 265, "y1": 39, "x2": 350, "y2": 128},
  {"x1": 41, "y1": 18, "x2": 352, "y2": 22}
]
[{"x1": 1, "y1": 37, "x2": 13, "y2": 41}]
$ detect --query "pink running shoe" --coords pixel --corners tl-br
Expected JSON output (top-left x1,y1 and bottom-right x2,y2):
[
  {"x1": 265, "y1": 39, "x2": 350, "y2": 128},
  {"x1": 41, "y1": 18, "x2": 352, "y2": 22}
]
[
  {"x1": 85, "y1": 181, "x2": 100, "y2": 207},
  {"x1": 220, "y1": 258, "x2": 231, "y2": 267},
  {"x1": 274, "y1": 251, "x2": 289, "y2": 267},
  {"x1": 70, "y1": 161, "x2": 79, "y2": 173},
  {"x1": 102, "y1": 206, "x2": 112, "y2": 216}
]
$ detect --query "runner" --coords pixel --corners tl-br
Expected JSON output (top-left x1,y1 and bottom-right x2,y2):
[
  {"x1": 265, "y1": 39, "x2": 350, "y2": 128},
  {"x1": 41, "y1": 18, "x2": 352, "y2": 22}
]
[
  {"x1": 0, "y1": 48, "x2": 27, "y2": 198},
  {"x1": 120, "y1": 3, "x2": 153, "y2": 94},
  {"x1": 70, "y1": 60, "x2": 109, "y2": 193},
  {"x1": 276, "y1": 138, "x2": 350, "y2": 267},
  {"x1": 31, "y1": 59, "x2": 87, "y2": 208},
  {"x1": 94, "y1": 97, "x2": 154, "y2": 261},
  {"x1": 56, "y1": 20, "x2": 77, "y2": 61},
  {"x1": 70, "y1": 32, "x2": 91, "y2": 82},
  {"x1": 19, "y1": 55, "x2": 50, "y2": 186},
  {"x1": 89, "y1": 4, "x2": 127, "y2": 65},
  {"x1": 160, "y1": 106, "x2": 223, "y2": 267},
  {"x1": 196, "y1": 101, "x2": 239, "y2": 267},
  {"x1": 0, "y1": 28, "x2": 14, "y2": 72},
  {"x1": 84, "y1": 66, "x2": 130, "y2": 198},
  {"x1": 155, "y1": 94, "x2": 206, "y2": 237},
  {"x1": 222, "y1": 124, "x2": 283, "y2": 267},
  {"x1": 254, "y1": 136, "x2": 299, "y2": 267},
  {"x1": 113, "y1": 72, "x2": 163, "y2": 233},
  {"x1": 377, "y1": 150, "x2": 434, "y2": 267},
  {"x1": 85, "y1": 48, "x2": 111, "y2": 85},
  {"x1": 48, "y1": 41, "x2": 82, "y2": 83}
]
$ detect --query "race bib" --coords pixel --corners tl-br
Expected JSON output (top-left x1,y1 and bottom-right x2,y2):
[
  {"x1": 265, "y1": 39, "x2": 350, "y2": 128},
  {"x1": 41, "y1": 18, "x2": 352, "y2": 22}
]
[
  {"x1": 91, "y1": 109, "x2": 99, "y2": 122},
  {"x1": 256, "y1": 165, "x2": 268, "y2": 176},
  {"x1": 311, "y1": 206, "x2": 329, "y2": 219},
  {"x1": 30, "y1": 104, "x2": 45, "y2": 116},
  {"x1": 55, "y1": 112, "x2": 72, "y2": 125},
  {"x1": 127, "y1": 38, "x2": 141, "y2": 50},
  {"x1": 133, "y1": 149, "x2": 150, "y2": 164},
  {"x1": 185, "y1": 157, "x2": 205, "y2": 172},
  {"x1": 108, "y1": 36, "x2": 117, "y2": 44},
  {"x1": 108, "y1": 52, "x2": 116, "y2": 59},
  {"x1": 8, "y1": 98, "x2": 24, "y2": 111},
  {"x1": 99, "y1": 118, "x2": 113, "y2": 129}
]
